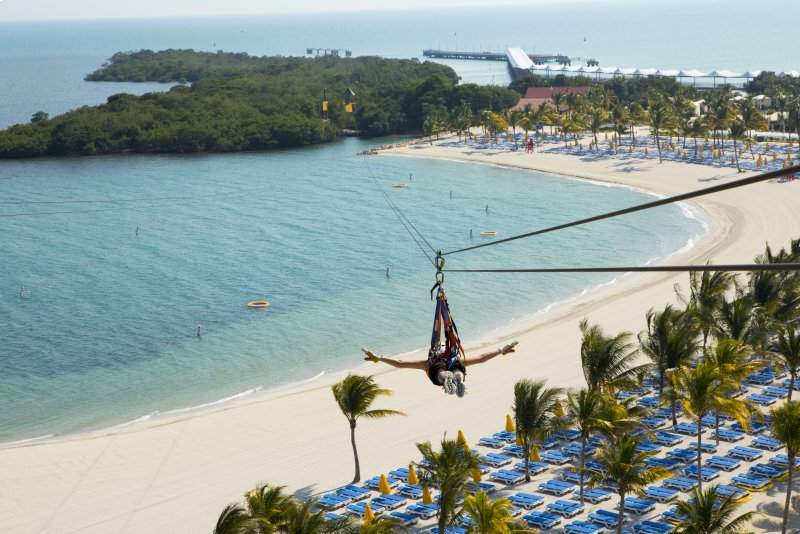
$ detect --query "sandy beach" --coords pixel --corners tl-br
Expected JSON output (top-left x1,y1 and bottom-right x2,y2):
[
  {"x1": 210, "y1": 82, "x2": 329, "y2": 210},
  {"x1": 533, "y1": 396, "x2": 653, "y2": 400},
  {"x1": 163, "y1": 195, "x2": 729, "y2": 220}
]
[{"x1": 2, "y1": 139, "x2": 798, "y2": 534}]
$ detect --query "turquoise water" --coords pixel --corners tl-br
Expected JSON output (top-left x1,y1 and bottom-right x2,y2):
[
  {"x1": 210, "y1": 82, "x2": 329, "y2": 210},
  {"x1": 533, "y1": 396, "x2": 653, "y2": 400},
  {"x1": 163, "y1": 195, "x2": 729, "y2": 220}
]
[
  {"x1": 1, "y1": 1, "x2": 766, "y2": 441},
  {"x1": 0, "y1": 139, "x2": 702, "y2": 441}
]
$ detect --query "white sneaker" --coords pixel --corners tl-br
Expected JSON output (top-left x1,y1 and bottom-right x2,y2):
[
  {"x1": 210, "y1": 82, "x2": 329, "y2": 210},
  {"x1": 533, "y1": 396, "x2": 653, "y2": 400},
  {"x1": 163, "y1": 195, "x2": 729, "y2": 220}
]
[
  {"x1": 454, "y1": 374, "x2": 466, "y2": 398},
  {"x1": 442, "y1": 372, "x2": 456, "y2": 395}
]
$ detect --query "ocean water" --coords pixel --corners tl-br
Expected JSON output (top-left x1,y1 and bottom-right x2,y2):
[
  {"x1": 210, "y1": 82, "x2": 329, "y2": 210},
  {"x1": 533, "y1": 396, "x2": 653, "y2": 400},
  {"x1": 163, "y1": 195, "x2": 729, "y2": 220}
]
[{"x1": 0, "y1": 1, "x2": 765, "y2": 441}]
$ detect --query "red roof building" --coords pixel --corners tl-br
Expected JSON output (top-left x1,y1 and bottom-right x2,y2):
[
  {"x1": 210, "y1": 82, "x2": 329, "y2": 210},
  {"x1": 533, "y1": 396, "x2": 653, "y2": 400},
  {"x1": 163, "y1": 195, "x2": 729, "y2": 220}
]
[{"x1": 511, "y1": 86, "x2": 591, "y2": 111}]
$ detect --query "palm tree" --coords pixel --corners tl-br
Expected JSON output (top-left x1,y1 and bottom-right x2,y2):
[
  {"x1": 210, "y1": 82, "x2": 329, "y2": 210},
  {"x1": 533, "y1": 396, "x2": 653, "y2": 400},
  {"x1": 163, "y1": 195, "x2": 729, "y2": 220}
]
[
  {"x1": 593, "y1": 437, "x2": 669, "y2": 534},
  {"x1": 671, "y1": 363, "x2": 750, "y2": 490},
  {"x1": 462, "y1": 491, "x2": 515, "y2": 534},
  {"x1": 629, "y1": 102, "x2": 647, "y2": 146},
  {"x1": 356, "y1": 518, "x2": 403, "y2": 534},
  {"x1": 579, "y1": 319, "x2": 643, "y2": 393},
  {"x1": 729, "y1": 119, "x2": 746, "y2": 172},
  {"x1": 739, "y1": 97, "x2": 767, "y2": 161},
  {"x1": 417, "y1": 437, "x2": 480, "y2": 534},
  {"x1": 770, "y1": 401, "x2": 800, "y2": 534},
  {"x1": 774, "y1": 325, "x2": 800, "y2": 400},
  {"x1": 281, "y1": 499, "x2": 335, "y2": 534},
  {"x1": 689, "y1": 118, "x2": 709, "y2": 157},
  {"x1": 505, "y1": 109, "x2": 524, "y2": 149},
  {"x1": 332, "y1": 375, "x2": 405, "y2": 483},
  {"x1": 713, "y1": 294, "x2": 758, "y2": 345},
  {"x1": 246, "y1": 484, "x2": 290, "y2": 534},
  {"x1": 648, "y1": 95, "x2": 672, "y2": 163},
  {"x1": 513, "y1": 379, "x2": 563, "y2": 482},
  {"x1": 678, "y1": 269, "x2": 734, "y2": 352},
  {"x1": 552, "y1": 92, "x2": 565, "y2": 116},
  {"x1": 568, "y1": 389, "x2": 613, "y2": 503},
  {"x1": 639, "y1": 305, "x2": 700, "y2": 425},
  {"x1": 673, "y1": 485, "x2": 755, "y2": 534},
  {"x1": 588, "y1": 106, "x2": 608, "y2": 148},
  {"x1": 214, "y1": 503, "x2": 252, "y2": 534}
]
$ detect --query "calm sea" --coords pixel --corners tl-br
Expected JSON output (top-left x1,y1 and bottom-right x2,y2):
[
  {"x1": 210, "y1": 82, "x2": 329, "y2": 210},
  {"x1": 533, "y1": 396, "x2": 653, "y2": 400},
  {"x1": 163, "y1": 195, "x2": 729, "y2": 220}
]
[{"x1": 3, "y1": 0, "x2": 782, "y2": 441}]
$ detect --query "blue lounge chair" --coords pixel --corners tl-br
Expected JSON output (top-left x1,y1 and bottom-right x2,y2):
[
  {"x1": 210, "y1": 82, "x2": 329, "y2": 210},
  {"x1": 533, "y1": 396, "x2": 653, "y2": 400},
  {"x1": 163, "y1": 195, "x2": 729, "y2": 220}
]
[
  {"x1": 745, "y1": 373, "x2": 774, "y2": 385},
  {"x1": 663, "y1": 477, "x2": 697, "y2": 492},
  {"x1": 645, "y1": 457, "x2": 682, "y2": 470},
  {"x1": 502, "y1": 445, "x2": 526, "y2": 458},
  {"x1": 675, "y1": 422, "x2": 703, "y2": 435},
  {"x1": 642, "y1": 416, "x2": 667, "y2": 429},
  {"x1": 636, "y1": 441, "x2": 662, "y2": 454},
  {"x1": 490, "y1": 469, "x2": 525, "y2": 485},
  {"x1": 666, "y1": 448, "x2": 698, "y2": 463},
  {"x1": 324, "y1": 512, "x2": 346, "y2": 522},
  {"x1": 481, "y1": 453, "x2": 512, "y2": 467},
  {"x1": 654, "y1": 431, "x2": 683, "y2": 447},
  {"x1": 662, "y1": 507, "x2": 688, "y2": 524},
  {"x1": 715, "y1": 484, "x2": 750, "y2": 502},
  {"x1": 749, "y1": 463, "x2": 786, "y2": 479},
  {"x1": 714, "y1": 428, "x2": 745, "y2": 442},
  {"x1": 563, "y1": 442, "x2": 597, "y2": 457},
  {"x1": 541, "y1": 437, "x2": 561, "y2": 449},
  {"x1": 406, "y1": 503, "x2": 437, "y2": 519},
  {"x1": 336, "y1": 485, "x2": 371, "y2": 501},
  {"x1": 430, "y1": 527, "x2": 467, "y2": 534},
  {"x1": 478, "y1": 437, "x2": 506, "y2": 448},
  {"x1": 728, "y1": 446, "x2": 763, "y2": 461},
  {"x1": 396, "y1": 484, "x2": 422, "y2": 499},
  {"x1": 465, "y1": 481, "x2": 497, "y2": 495},
  {"x1": 457, "y1": 515, "x2": 476, "y2": 528},
  {"x1": 523, "y1": 511, "x2": 562, "y2": 529},
  {"x1": 346, "y1": 501, "x2": 385, "y2": 517},
  {"x1": 588, "y1": 509, "x2": 621, "y2": 528},
  {"x1": 656, "y1": 407, "x2": 681, "y2": 419},
  {"x1": 566, "y1": 520, "x2": 606, "y2": 534},
  {"x1": 747, "y1": 393, "x2": 777, "y2": 406},
  {"x1": 692, "y1": 442, "x2": 718, "y2": 454},
  {"x1": 617, "y1": 390, "x2": 638, "y2": 401},
  {"x1": 763, "y1": 386, "x2": 789, "y2": 398},
  {"x1": 364, "y1": 476, "x2": 400, "y2": 490},
  {"x1": 624, "y1": 497, "x2": 656, "y2": 515},
  {"x1": 554, "y1": 429, "x2": 582, "y2": 441},
  {"x1": 319, "y1": 493, "x2": 351, "y2": 509},
  {"x1": 388, "y1": 511, "x2": 418, "y2": 526},
  {"x1": 770, "y1": 454, "x2": 800, "y2": 469},
  {"x1": 538, "y1": 478, "x2": 576, "y2": 496},
  {"x1": 752, "y1": 435, "x2": 783, "y2": 451},
  {"x1": 706, "y1": 455, "x2": 741, "y2": 471},
  {"x1": 585, "y1": 459, "x2": 607, "y2": 473},
  {"x1": 508, "y1": 492, "x2": 544, "y2": 509},
  {"x1": 561, "y1": 469, "x2": 584, "y2": 484},
  {"x1": 638, "y1": 396, "x2": 660, "y2": 408},
  {"x1": 579, "y1": 488, "x2": 613, "y2": 504},
  {"x1": 389, "y1": 467, "x2": 409, "y2": 480},
  {"x1": 684, "y1": 464, "x2": 720, "y2": 481},
  {"x1": 509, "y1": 506, "x2": 523, "y2": 518},
  {"x1": 514, "y1": 461, "x2": 548, "y2": 475},
  {"x1": 644, "y1": 486, "x2": 679, "y2": 503},
  {"x1": 782, "y1": 378, "x2": 800, "y2": 391},
  {"x1": 547, "y1": 499, "x2": 584, "y2": 517},
  {"x1": 371, "y1": 494, "x2": 406, "y2": 510},
  {"x1": 732, "y1": 474, "x2": 771, "y2": 491},
  {"x1": 731, "y1": 420, "x2": 767, "y2": 434},
  {"x1": 588, "y1": 435, "x2": 607, "y2": 448},
  {"x1": 541, "y1": 450, "x2": 571, "y2": 465},
  {"x1": 634, "y1": 520, "x2": 675, "y2": 534},
  {"x1": 493, "y1": 431, "x2": 516, "y2": 442}
]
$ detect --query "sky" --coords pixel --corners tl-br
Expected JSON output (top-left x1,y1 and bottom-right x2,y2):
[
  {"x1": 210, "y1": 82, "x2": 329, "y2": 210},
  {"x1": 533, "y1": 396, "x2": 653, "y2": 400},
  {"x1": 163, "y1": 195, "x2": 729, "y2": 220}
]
[{"x1": 0, "y1": 0, "x2": 605, "y2": 22}]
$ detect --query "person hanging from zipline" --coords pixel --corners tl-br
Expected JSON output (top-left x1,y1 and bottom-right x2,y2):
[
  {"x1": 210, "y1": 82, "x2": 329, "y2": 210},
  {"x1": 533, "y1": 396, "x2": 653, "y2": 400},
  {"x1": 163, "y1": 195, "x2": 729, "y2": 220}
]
[{"x1": 362, "y1": 281, "x2": 518, "y2": 397}]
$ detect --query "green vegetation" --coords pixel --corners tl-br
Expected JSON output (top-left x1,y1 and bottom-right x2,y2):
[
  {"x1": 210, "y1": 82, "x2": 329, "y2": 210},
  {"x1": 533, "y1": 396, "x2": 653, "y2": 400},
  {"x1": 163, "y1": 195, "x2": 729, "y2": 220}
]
[{"x1": 0, "y1": 50, "x2": 519, "y2": 158}]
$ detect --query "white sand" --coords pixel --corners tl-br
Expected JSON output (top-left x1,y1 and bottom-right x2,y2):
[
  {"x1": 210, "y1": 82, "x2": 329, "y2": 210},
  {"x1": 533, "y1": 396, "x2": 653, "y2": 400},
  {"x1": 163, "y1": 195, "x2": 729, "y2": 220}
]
[{"x1": 2, "y1": 141, "x2": 798, "y2": 533}]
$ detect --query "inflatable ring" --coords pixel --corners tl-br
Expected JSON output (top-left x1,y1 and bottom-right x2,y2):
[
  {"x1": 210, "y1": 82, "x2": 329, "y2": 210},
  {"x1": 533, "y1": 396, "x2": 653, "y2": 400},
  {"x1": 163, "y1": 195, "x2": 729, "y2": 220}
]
[{"x1": 247, "y1": 300, "x2": 271, "y2": 309}]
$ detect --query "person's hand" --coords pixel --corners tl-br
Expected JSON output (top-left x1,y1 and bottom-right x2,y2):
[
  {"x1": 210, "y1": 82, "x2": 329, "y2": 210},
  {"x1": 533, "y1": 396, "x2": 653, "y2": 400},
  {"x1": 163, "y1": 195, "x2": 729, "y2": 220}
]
[
  {"x1": 361, "y1": 348, "x2": 379, "y2": 363},
  {"x1": 500, "y1": 341, "x2": 519, "y2": 355}
]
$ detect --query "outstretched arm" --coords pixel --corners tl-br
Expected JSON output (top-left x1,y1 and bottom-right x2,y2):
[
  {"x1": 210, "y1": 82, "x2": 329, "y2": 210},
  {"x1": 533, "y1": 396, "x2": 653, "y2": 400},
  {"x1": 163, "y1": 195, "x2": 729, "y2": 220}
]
[
  {"x1": 362, "y1": 349, "x2": 428, "y2": 370},
  {"x1": 463, "y1": 341, "x2": 519, "y2": 367}
]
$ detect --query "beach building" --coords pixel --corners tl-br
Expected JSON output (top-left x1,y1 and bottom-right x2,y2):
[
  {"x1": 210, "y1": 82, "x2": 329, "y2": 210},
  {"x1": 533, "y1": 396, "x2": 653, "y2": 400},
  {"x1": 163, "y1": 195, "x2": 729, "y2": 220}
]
[
  {"x1": 753, "y1": 94, "x2": 773, "y2": 110},
  {"x1": 511, "y1": 86, "x2": 591, "y2": 111}
]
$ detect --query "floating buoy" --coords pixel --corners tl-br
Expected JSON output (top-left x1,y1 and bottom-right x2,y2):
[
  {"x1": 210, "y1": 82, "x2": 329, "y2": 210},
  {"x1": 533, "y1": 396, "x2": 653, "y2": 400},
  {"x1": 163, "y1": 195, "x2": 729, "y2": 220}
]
[
  {"x1": 480, "y1": 230, "x2": 497, "y2": 237},
  {"x1": 247, "y1": 300, "x2": 271, "y2": 309}
]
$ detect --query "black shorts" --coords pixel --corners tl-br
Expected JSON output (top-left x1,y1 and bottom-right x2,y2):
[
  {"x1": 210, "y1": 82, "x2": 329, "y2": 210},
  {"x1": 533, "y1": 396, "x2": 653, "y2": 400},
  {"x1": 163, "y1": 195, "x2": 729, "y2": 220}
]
[{"x1": 426, "y1": 358, "x2": 466, "y2": 386}]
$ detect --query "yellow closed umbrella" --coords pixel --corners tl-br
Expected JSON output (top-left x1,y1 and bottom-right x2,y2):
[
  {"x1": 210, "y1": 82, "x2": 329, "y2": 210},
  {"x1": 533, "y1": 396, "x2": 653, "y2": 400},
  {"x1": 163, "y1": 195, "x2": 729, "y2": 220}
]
[
  {"x1": 363, "y1": 503, "x2": 375, "y2": 525},
  {"x1": 378, "y1": 473, "x2": 392, "y2": 495},
  {"x1": 505, "y1": 414, "x2": 515, "y2": 433},
  {"x1": 472, "y1": 467, "x2": 482, "y2": 482},
  {"x1": 422, "y1": 485, "x2": 433, "y2": 505},
  {"x1": 515, "y1": 432, "x2": 523, "y2": 446},
  {"x1": 530, "y1": 444, "x2": 541, "y2": 462},
  {"x1": 408, "y1": 464, "x2": 419, "y2": 485},
  {"x1": 457, "y1": 430, "x2": 469, "y2": 452},
  {"x1": 553, "y1": 399, "x2": 565, "y2": 418}
]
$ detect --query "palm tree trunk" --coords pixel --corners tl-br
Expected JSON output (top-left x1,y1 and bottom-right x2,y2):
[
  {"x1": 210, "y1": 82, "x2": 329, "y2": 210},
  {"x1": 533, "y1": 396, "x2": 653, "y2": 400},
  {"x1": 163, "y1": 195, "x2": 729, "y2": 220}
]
[
  {"x1": 789, "y1": 372, "x2": 796, "y2": 402},
  {"x1": 656, "y1": 133, "x2": 663, "y2": 163},
  {"x1": 579, "y1": 434, "x2": 587, "y2": 504},
  {"x1": 782, "y1": 452, "x2": 795, "y2": 534},
  {"x1": 617, "y1": 491, "x2": 625, "y2": 534},
  {"x1": 671, "y1": 398, "x2": 678, "y2": 427},
  {"x1": 524, "y1": 438, "x2": 531, "y2": 482},
  {"x1": 714, "y1": 412, "x2": 720, "y2": 446},
  {"x1": 694, "y1": 136, "x2": 699, "y2": 156},
  {"x1": 733, "y1": 138, "x2": 741, "y2": 172},
  {"x1": 697, "y1": 419, "x2": 703, "y2": 491},
  {"x1": 350, "y1": 421, "x2": 361, "y2": 483}
]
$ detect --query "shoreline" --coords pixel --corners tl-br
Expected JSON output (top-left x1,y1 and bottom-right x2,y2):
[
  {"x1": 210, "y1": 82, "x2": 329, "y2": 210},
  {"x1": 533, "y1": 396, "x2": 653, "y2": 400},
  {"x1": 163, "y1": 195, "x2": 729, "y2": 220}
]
[
  {"x1": 2, "y1": 141, "x2": 796, "y2": 534},
  {"x1": 0, "y1": 156, "x2": 710, "y2": 450}
]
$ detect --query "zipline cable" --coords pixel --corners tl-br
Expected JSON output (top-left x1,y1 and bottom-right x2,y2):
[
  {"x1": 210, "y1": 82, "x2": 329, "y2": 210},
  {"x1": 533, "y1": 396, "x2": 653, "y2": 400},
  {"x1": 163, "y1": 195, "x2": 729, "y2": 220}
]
[
  {"x1": 443, "y1": 164, "x2": 800, "y2": 257},
  {"x1": 445, "y1": 263, "x2": 800, "y2": 274}
]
